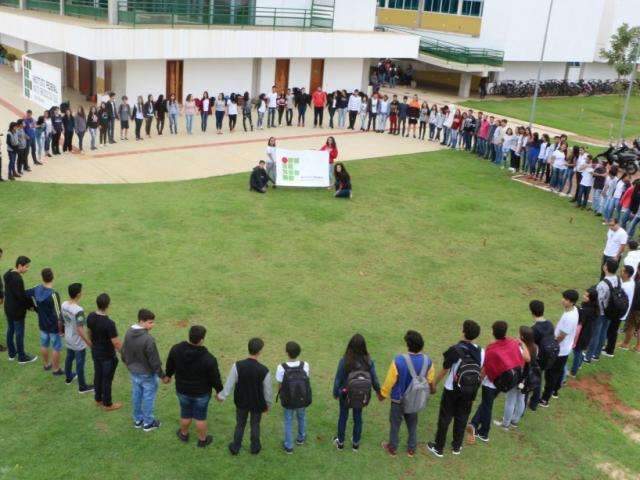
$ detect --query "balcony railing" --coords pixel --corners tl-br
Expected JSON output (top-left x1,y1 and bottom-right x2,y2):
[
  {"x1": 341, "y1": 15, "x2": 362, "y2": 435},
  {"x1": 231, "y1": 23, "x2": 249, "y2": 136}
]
[
  {"x1": 0, "y1": 0, "x2": 20, "y2": 7},
  {"x1": 419, "y1": 37, "x2": 503, "y2": 66},
  {"x1": 26, "y1": 0, "x2": 59, "y2": 13},
  {"x1": 64, "y1": 0, "x2": 108, "y2": 20},
  {"x1": 117, "y1": 1, "x2": 334, "y2": 29}
]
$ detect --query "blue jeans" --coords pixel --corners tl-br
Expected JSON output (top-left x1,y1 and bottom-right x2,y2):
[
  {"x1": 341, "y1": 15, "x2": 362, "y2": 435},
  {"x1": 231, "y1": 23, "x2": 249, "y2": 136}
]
[
  {"x1": 6, "y1": 318, "x2": 26, "y2": 360},
  {"x1": 628, "y1": 213, "x2": 640, "y2": 238},
  {"x1": 131, "y1": 373, "x2": 159, "y2": 425},
  {"x1": 200, "y1": 112, "x2": 208, "y2": 131},
  {"x1": 570, "y1": 346, "x2": 584, "y2": 376},
  {"x1": 449, "y1": 129, "x2": 458, "y2": 148},
  {"x1": 337, "y1": 399, "x2": 363, "y2": 445},
  {"x1": 470, "y1": 385, "x2": 498, "y2": 437},
  {"x1": 64, "y1": 348, "x2": 88, "y2": 389},
  {"x1": 169, "y1": 113, "x2": 178, "y2": 134},
  {"x1": 215, "y1": 110, "x2": 224, "y2": 130},
  {"x1": 604, "y1": 197, "x2": 618, "y2": 222},
  {"x1": 185, "y1": 114, "x2": 194, "y2": 134},
  {"x1": 283, "y1": 408, "x2": 306, "y2": 449},
  {"x1": 35, "y1": 131, "x2": 44, "y2": 159},
  {"x1": 550, "y1": 168, "x2": 564, "y2": 190},
  {"x1": 620, "y1": 209, "x2": 632, "y2": 229},
  {"x1": 592, "y1": 189, "x2": 603, "y2": 213},
  {"x1": 586, "y1": 315, "x2": 608, "y2": 361},
  {"x1": 577, "y1": 185, "x2": 591, "y2": 207},
  {"x1": 338, "y1": 108, "x2": 346, "y2": 128},
  {"x1": 562, "y1": 168, "x2": 574, "y2": 193}
]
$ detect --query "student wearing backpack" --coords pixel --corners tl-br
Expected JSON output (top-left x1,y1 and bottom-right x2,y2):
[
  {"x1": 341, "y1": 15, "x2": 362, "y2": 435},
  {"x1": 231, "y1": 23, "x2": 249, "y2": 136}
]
[
  {"x1": 540, "y1": 290, "x2": 580, "y2": 407},
  {"x1": 587, "y1": 258, "x2": 622, "y2": 362},
  {"x1": 332, "y1": 333, "x2": 382, "y2": 451},
  {"x1": 604, "y1": 265, "x2": 634, "y2": 357},
  {"x1": 428, "y1": 320, "x2": 482, "y2": 458},
  {"x1": 528, "y1": 300, "x2": 558, "y2": 410},
  {"x1": 380, "y1": 330, "x2": 435, "y2": 457},
  {"x1": 218, "y1": 337, "x2": 272, "y2": 455},
  {"x1": 276, "y1": 341, "x2": 311, "y2": 454},
  {"x1": 468, "y1": 321, "x2": 524, "y2": 442}
]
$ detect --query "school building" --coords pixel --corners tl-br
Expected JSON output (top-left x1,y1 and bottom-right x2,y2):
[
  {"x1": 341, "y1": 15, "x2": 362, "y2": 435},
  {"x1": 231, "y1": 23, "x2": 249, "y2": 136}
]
[{"x1": 0, "y1": 0, "x2": 638, "y2": 104}]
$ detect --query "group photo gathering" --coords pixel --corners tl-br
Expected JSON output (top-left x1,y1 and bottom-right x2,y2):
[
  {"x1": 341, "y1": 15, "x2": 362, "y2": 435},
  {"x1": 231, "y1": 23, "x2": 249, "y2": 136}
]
[{"x1": 1, "y1": 0, "x2": 640, "y2": 479}]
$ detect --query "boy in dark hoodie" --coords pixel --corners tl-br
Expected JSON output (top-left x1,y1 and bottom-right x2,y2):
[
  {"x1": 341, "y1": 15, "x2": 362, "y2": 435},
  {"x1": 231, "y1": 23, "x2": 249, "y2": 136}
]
[
  {"x1": 165, "y1": 325, "x2": 223, "y2": 448},
  {"x1": 4, "y1": 255, "x2": 37, "y2": 363},
  {"x1": 122, "y1": 309, "x2": 165, "y2": 432},
  {"x1": 26, "y1": 268, "x2": 63, "y2": 374}
]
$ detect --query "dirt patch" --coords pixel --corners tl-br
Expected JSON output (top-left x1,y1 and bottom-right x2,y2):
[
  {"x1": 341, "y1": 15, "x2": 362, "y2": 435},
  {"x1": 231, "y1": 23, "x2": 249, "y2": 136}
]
[
  {"x1": 174, "y1": 319, "x2": 189, "y2": 328},
  {"x1": 570, "y1": 374, "x2": 640, "y2": 421},
  {"x1": 95, "y1": 421, "x2": 109, "y2": 434},
  {"x1": 597, "y1": 462, "x2": 640, "y2": 480}
]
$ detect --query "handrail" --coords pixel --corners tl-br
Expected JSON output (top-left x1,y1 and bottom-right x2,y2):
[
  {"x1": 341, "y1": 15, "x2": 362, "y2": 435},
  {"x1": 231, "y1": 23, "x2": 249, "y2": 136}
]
[
  {"x1": 25, "y1": 0, "x2": 59, "y2": 13},
  {"x1": 64, "y1": 0, "x2": 108, "y2": 20},
  {"x1": 0, "y1": 0, "x2": 20, "y2": 6},
  {"x1": 116, "y1": 1, "x2": 334, "y2": 29}
]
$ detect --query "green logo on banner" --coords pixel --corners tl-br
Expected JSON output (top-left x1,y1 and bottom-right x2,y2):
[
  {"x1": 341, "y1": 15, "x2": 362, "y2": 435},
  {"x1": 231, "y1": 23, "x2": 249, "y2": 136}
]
[{"x1": 281, "y1": 157, "x2": 300, "y2": 182}]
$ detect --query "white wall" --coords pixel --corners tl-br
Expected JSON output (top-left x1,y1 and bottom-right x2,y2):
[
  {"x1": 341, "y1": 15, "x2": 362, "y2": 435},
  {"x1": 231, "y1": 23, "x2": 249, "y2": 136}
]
[
  {"x1": 582, "y1": 62, "x2": 618, "y2": 81},
  {"x1": 498, "y1": 62, "x2": 567, "y2": 82},
  {"x1": 111, "y1": 60, "x2": 127, "y2": 98},
  {"x1": 333, "y1": 0, "x2": 376, "y2": 31},
  {"x1": 289, "y1": 58, "x2": 311, "y2": 91},
  {"x1": 183, "y1": 59, "x2": 253, "y2": 98},
  {"x1": 30, "y1": 51, "x2": 63, "y2": 69},
  {"x1": 26, "y1": 41, "x2": 58, "y2": 54},
  {"x1": 0, "y1": 33, "x2": 25, "y2": 52},
  {"x1": 259, "y1": 58, "x2": 276, "y2": 94},
  {"x1": 126, "y1": 60, "x2": 165, "y2": 97},
  {"x1": 323, "y1": 58, "x2": 364, "y2": 92}
]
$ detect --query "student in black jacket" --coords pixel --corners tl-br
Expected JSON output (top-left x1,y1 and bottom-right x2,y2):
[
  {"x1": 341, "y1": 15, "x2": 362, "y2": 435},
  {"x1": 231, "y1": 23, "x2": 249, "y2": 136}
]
[
  {"x1": 155, "y1": 95, "x2": 167, "y2": 135},
  {"x1": 218, "y1": 337, "x2": 272, "y2": 455},
  {"x1": 143, "y1": 95, "x2": 155, "y2": 138},
  {"x1": 249, "y1": 160, "x2": 274, "y2": 193},
  {"x1": 4, "y1": 256, "x2": 37, "y2": 363},
  {"x1": 0, "y1": 247, "x2": 5, "y2": 352},
  {"x1": 61, "y1": 110, "x2": 75, "y2": 153},
  {"x1": 165, "y1": 325, "x2": 223, "y2": 448}
]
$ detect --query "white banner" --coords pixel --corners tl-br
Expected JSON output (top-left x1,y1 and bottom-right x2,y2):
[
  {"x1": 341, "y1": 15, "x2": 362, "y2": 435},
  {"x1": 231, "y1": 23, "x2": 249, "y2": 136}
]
[
  {"x1": 275, "y1": 148, "x2": 330, "y2": 188},
  {"x1": 23, "y1": 56, "x2": 62, "y2": 110}
]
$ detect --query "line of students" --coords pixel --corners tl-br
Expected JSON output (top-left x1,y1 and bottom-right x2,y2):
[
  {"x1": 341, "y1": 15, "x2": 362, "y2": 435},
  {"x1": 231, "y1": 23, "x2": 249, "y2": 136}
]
[{"x1": 5, "y1": 248, "x2": 636, "y2": 458}]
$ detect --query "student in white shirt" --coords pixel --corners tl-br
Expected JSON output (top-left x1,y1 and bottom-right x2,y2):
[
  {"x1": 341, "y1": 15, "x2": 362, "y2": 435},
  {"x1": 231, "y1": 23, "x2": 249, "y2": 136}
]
[
  {"x1": 267, "y1": 86, "x2": 279, "y2": 128},
  {"x1": 603, "y1": 265, "x2": 635, "y2": 357},
  {"x1": 576, "y1": 155, "x2": 595, "y2": 208},
  {"x1": 550, "y1": 143, "x2": 568, "y2": 192},
  {"x1": 540, "y1": 290, "x2": 579, "y2": 406},
  {"x1": 265, "y1": 136, "x2": 277, "y2": 185},
  {"x1": 377, "y1": 95, "x2": 389, "y2": 133},
  {"x1": 347, "y1": 90, "x2": 362, "y2": 130},
  {"x1": 257, "y1": 95, "x2": 267, "y2": 130},
  {"x1": 623, "y1": 240, "x2": 640, "y2": 272},
  {"x1": 603, "y1": 218, "x2": 628, "y2": 265}
]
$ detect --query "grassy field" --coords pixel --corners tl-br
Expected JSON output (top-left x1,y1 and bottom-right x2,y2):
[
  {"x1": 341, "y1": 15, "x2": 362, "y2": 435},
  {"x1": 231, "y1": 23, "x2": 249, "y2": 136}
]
[
  {"x1": 0, "y1": 151, "x2": 639, "y2": 480},
  {"x1": 462, "y1": 95, "x2": 640, "y2": 141}
]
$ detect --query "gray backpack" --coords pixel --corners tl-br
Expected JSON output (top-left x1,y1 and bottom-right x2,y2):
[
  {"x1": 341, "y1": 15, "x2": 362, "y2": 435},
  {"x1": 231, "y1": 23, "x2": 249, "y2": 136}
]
[{"x1": 401, "y1": 354, "x2": 431, "y2": 414}]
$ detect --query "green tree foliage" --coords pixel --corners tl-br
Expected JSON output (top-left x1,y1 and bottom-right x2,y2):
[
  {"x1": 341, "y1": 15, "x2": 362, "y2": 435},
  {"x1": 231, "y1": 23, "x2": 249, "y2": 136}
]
[{"x1": 600, "y1": 23, "x2": 640, "y2": 78}]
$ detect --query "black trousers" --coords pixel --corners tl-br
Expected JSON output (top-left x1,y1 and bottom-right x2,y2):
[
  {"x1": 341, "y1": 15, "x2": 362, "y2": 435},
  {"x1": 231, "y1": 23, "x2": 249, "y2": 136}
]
[
  {"x1": 135, "y1": 119, "x2": 143, "y2": 139},
  {"x1": 17, "y1": 148, "x2": 28, "y2": 173},
  {"x1": 52, "y1": 131, "x2": 61, "y2": 154},
  {"x1": 286, "y1": 108, "x2": 293, "y2": 126},
  {"x1": 242, "y1": 113, "x2": 253, "y2": 131},
  {"x1": 348, "y1": 111, "x2": 358, "y2": 129},
  {"x1": 277, "y1": 107, "x2": 285, "y2": 125},
  {"x1": 573, "y1": 172, "x2": 583, "y2": 200},
  {"x1": 230, "y1": 408, "x2": 262, "y2": 454},
  {"x1": 541, "y1": 354, "x2": 568, "y2": 401},
  {"x1": 367, "y1": 113, "x2": 377, "y2": 131},
  {"x1": 63, "y1": 131, "x2": 74, "y2": 152},
  {"x1": 314, "y1": 107, "x2": 324, "y2": 127},
  {"x1": 93, "y1": 355, "x2": 118, "y2": 407},
  {"x1": 328, "y1": 108, "x2": 336, "y2": 128},
  {"x1": 156, "y1": 116, "x2": 165, "y2": 134},
  {"x1": 605, "y1": 317, "x2": 622, "y2": 355},
  {"x1": 470, "y1": 385, "x2": 498, "y2": 437},
  {"x1": 145, "y1": 117, "x2": 153, "y2": 136},
  {"x1": 399, "y1": 118, "x2": 407, "y2": 136},
  {"x1": 229, "y1": 114, "x2": 237, "y2": 131},
  {"x1": 434, "y1": 389, "x2": 473, "y2": 451}
]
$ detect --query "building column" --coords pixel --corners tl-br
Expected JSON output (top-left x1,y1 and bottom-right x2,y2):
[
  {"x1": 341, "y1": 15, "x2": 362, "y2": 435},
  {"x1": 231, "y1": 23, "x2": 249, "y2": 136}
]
[
  {"x1": 108, "y1": 0, "x2": 118, "y2": 25},
  {"x1": 60, "y1": 0, "x2": 64, "y2": 15},
  {"x1": 416, "y1": 0, "x2": 425, "y2": 28},
  {"x1": 458, "y1": 72, "x2": 472, "y2": 99},
  {"x1": 251, "y1": 58, "x2": 261, "y2": 98},
  {"x1": 19, "y1": 0, "x2": 25, "y2": 9}
]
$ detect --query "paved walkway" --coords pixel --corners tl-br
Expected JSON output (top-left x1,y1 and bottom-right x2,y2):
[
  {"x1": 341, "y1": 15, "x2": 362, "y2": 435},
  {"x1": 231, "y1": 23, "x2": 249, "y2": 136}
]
[{"x1": 0, "y1": 66, "x2": 441, "y2": 184}]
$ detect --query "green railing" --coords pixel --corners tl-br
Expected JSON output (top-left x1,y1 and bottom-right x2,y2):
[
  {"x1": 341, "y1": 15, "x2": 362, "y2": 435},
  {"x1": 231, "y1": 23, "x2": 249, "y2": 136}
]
[
  {"x1": 0, "y1": 0, "x2": 20, "y2": 7},
  {"x1": 26, "y1": 0, "x2": 59, "y2": 13},
  {"x1": 117, "y1": 1, "x2": 334, "y2": 29},
  {"x1": 64, "y1": 0, "x2": 108, "y2": 20},
  {"x1": 420, "y1": 37, "x2": 503, "y2": 66}
]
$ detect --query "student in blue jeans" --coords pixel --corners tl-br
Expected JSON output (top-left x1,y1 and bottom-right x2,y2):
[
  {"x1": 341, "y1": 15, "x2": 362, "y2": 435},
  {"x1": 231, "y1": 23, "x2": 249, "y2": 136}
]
[
  {"x1": 122, "y1": 309, "x2": 167, "y2": 432},
  {"x1": 276, "y1": 341, "x2": 311, "y2": 454},
  {"x1": 332, "y1": 333, "x2": 382, "y2": 451},
  {"x1": 61, "y1": 282, "x2": 93, "y2": 393}
]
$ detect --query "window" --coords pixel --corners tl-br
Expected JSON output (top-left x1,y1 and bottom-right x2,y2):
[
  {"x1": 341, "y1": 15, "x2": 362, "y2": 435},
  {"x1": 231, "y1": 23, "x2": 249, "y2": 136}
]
[
  {"x1": 461, "y1": 0, "x2": 483, "y2": 16},
  {"x1": 378, "y1": 0, "x2": 386, "y2": 6},
  {"x1": 425, "y1": 0, "x2": 459, "y2": 14},
  {"x1": 388, "y1": 0, "x2": 419, "y2": 10},
  {"x1": 567, "y1": 62, "x2": 581, "y2": 67}
]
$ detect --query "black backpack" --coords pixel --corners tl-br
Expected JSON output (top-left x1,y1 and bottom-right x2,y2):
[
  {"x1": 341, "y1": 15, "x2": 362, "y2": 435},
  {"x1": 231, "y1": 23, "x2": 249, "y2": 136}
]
[
  {"x1": 521, "y1": 360, "x2": 541, "y2": 394},
  {"x1": 453, "y1": 344, "x2": 482, "y2": 400},
  {"x1": 538, "y1": 334, "x2": 560, "y2": 371},
  {"x1": 346, "y1": 366, "x2": 373, "y2": 409},
  {"x1": 604, "y1": 277, "x2": 629, "y2": 321},
  {"x1": 278, "y1": 362, "x2": 312, "y2": 409},
  {"x1": 493, "y1": 366, "x2": 523, "y2": 393}
]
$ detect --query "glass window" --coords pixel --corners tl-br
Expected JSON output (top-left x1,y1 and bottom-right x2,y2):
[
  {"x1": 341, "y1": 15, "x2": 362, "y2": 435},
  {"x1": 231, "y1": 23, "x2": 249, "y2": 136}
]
[
  {"x1": 387, "y1": 0, "x2": 419, "y2": 9},
  {"x1": 461, "y1": 0, "x2": 483, "y2": 16},
  {"x1": 425, "y1": 0, "x2": 459, "y2": 13},
  {"x1": 379, "y1": 0, "x2": 386, "y2": 6}
]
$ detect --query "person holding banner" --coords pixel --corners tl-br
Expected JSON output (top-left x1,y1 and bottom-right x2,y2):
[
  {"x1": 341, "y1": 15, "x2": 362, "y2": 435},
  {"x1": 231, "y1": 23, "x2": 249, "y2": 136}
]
[
  {"x1": 266, "y1": 137, "x2": 277, "y2": 188},
  {"x1": 321, "y1": 137, "x2": 338, "y2": 187},
  {"x1": 334, "y1": 163, "x2": 352, "y2": 199}
]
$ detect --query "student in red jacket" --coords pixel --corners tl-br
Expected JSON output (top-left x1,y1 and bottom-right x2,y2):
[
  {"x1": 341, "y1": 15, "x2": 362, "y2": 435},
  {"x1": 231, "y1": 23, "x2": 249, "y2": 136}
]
[{"x1": 321, "y1": 136, "x2": 338, "y2": 187}]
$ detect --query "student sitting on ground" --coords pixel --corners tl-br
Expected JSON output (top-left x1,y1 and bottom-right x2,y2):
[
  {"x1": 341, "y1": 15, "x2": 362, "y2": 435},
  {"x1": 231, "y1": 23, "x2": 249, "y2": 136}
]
[
  {"x1": 249, "y1": 160, "x2": 274, "y2": 193},
  {"x1": 334, "y1": 162, "x2": 352, "y2": 199},
  {"x1": 218, "y1": 337, "x2": 272, "y2": 455},
  {"x1": 380, "y1": 330, "x2": 435, "y2": 457},
  {"x1": 165, "y1": 325, "x2": 223, "y2": 448},
  {"x1": 276, "y1": 341, "x2": 311, "y2": 454}
]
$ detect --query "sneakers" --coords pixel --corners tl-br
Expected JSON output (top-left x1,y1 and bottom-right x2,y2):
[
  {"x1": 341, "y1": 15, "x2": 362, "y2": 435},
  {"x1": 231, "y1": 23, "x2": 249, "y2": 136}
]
[
  {"x1": 381, "y1": 442, "x2": 397, "y2": 457},
  {"x1": 176, "y1": 429, "x2": 189, "y2": 443},
  {"x1": 65, "y1": 373, "x2": 77, "y2": 385},
  {"x1": 493, "y1": 419, "x2": 509, "y2": 430},
  {"x1": 539, "y1": 400, "x2": 550, "y2": 408},
  {"x1": 295, "y1": 437, "x2": 306, "y2": 446},
  {"x1": 552, "y1": 393, "x2": 559, "y2": 399},
  {"x1": 52, "y1": 369, "x2": 64, "y2": 376},
  {"x1": 476, "y1": 434, "x2": 490, "y2": 443},
  {"x1": 143, "y1": 420, "x2": 161, "y2": 432},
  {"x1": 427, "y1": 442, "x2": 443, "y2": 458},
  {"x1": 134, "y1": 420, "x2": 144, "y2": 429},
  {"x1": 601, "y1": 352, "x2": 614, "y2": 358},
  {"x1": 352, "y1": 443, "x2": 359, "y2": 452},
  {"x1": 197, "y1": 435, "x2": 213, "y2": 448},
  {"x1": 78, "y1": 385, "x2": 94, "y2": 394},
  {"x1": 43, "y1": 363, "x2": 52, "y2": 371},
  {"x1": 283, "y1": 444, "x2": 294, "y2": 455},
  {"x1": 18, "y1": 355, "x2": 38, "y2": 364},
  {"x1": 333, "y1": 437, "x2": 344, "y2": 450},
  {"x1": 452, "y1": 446, "x2": 462, "y2": 455}
]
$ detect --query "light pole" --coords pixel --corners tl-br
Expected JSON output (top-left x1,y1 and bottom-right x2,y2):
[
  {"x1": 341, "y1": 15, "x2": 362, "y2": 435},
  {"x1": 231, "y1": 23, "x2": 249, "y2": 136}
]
[
  {"x1": 619, "y1": 41, "x2": 639, "y2": 143},
  {"x1": 529, "y1": 0, "x2": 554, "y2": 128}
]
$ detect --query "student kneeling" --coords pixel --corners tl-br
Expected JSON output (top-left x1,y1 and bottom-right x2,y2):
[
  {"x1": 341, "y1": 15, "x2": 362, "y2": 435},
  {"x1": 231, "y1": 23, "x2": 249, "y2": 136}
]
[{"x1": 249, "y1": 160, "x2": 274, "y2": 193}]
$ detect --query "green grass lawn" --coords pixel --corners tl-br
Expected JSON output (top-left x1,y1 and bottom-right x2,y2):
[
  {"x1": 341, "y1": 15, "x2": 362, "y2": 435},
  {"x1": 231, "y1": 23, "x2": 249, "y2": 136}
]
[
  {"x1": 462, "y1": 95, "x2": 640, "y2": 142},
  {"x1": 1, "y1": 151, "x2": 638, "y2": 480}
]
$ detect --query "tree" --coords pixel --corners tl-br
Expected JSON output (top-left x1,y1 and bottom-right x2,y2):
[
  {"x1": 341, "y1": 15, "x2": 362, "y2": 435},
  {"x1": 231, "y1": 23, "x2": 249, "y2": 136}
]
[{"x1": 600, "y1": 23, "x2": 640, "y2": 78}]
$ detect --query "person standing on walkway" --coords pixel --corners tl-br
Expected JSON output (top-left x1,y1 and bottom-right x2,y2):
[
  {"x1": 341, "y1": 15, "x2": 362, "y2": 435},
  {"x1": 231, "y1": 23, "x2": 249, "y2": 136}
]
[
  {"x1": 184, "y1": 94, "x2": 196, "y2": 135},
  {"x1": 167, "y1": 94, "x2": 179, "y2": 135},
  {"x1": 98, "y1": 103, "x2": 109, "y2": 146},
  {"x1": 199, "y1": 91, "x2": 211, "y2": 133},
  {"x1": 165, "y1": 325, "x2": 223, "y2": 448},
  {"x1": 62, "y1": 110, "x2": 75, "y2": 153},
  {"x1": 132, "y1": 97, "x2": 145, "y2": 141},
  {"x1": 74, "y1": 107, "x2": 87, "y2": 152},
  {"x1": 155, "y1": 95, "x2": 167, "y2": 135},
  {"x1": 241, "y1": 92, "x2": 253, "y2": 132},
  {"x1": 215, "y1": 93, "x2": 226, "y2": 135},
  {"x1": 143, "y1": 95, "x2": 155, "y2": 138},
  {"x1": 118, "y1": 96, "x2": 131, "y2": 141},
  {"x1": 268, "y1": 86, "x2": 278, "y2": 128},
  {"x1": 228, "y1": 94, "x2": 238, "y2": 132},
  {"x1": 121, "y1": 308, "x2": 165, "y2": 432},
  {"x1": 4, "y1": 256, "x2": 37, "y2": 364},
  {"x1": 6, "y1": 122, "x2": 19, "y2": 180},
  {"x1": 312, "y1": 86, "x2": 327, "y2": 128},
  {"x1": 218, "y1": 337, "x2": 273, "y2": 456},
  {"x1": 51, "y1": 107, "x2": 63, "y2": 155},
  {"x1": 87, "y1": 293, "x2": 122, "y2": 411},
  {"x1": 285, "y1": 89, "x2": 294, "y2": 126},
  {"x1": 295, "y1": 88, "x2": 310, "y2": 127},
  {"x1": 106, "y1": 92, "x2": 118, "y2": 144},
  {"x1": 87, "y1": 106, "x2": 99, "y2": 150},
  {"x1": 347, "y1": 89, "x2": 361, "y2": 130}
]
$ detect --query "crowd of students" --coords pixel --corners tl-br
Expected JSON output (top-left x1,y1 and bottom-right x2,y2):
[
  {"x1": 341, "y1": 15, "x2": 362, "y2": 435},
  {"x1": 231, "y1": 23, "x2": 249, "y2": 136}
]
[{"x1": 1, "y1": 224, "x2": 639, "y2": 457}]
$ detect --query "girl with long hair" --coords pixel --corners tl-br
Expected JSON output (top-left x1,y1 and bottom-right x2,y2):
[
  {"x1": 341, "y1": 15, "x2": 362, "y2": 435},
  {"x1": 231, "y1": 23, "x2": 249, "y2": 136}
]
[
  {"x1": 266, "y1": 136, "x2": 277, "y2": 186},
  {"x1": 334, "y1": 162, "x2": 352, "y2": 199},
  {"x1": 321, "y1": 136, "x2": 338, "y2": 187},
  {"x1": 498, "y1": 326, "x2": 534, "y2": 429}
]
